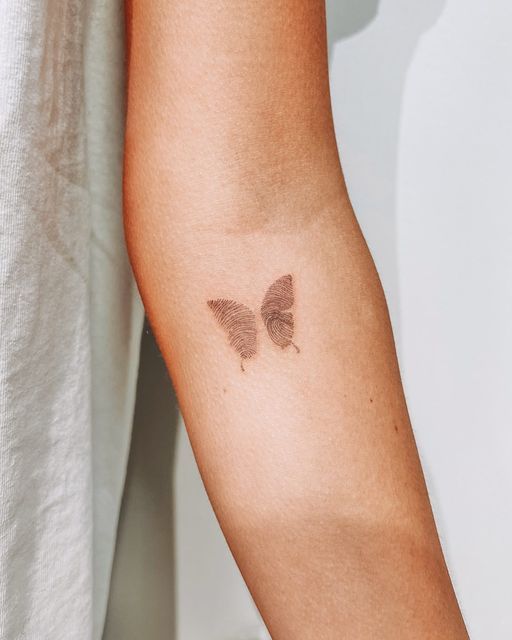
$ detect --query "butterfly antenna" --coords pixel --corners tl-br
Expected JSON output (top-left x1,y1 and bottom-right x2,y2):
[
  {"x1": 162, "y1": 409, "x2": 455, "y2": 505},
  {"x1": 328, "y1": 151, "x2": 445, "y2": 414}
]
[
  {"x1": 291, "y1": 342, "x2": 300, "y2": 354},
  {"x1": 240, "y1": 359, "x2": 245, "y2": 372}
]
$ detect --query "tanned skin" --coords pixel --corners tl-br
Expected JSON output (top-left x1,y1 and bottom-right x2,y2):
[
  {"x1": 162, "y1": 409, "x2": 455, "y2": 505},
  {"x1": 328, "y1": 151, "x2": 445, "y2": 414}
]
[{"x1": 124, "y1": 1, "x2": 468, "y2": 637}]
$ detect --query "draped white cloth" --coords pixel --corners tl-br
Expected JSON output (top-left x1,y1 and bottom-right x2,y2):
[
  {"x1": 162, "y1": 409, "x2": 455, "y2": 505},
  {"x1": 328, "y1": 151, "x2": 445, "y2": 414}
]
[{"x1": 0, "y1": 2, "x2": 143, "y2": 638}]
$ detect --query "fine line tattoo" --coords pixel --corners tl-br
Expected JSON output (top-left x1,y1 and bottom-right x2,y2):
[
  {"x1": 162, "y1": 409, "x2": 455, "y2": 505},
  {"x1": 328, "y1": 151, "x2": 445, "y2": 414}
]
[
  {"x1": 261, "y1": 274, "x2": 300, "y2": 353},
  {"x1": 207, "y1": 274, "x2": 300, "y2": 371},
  {"x1": 206, "y1": 299, "x2": 257, "y2": 372}
]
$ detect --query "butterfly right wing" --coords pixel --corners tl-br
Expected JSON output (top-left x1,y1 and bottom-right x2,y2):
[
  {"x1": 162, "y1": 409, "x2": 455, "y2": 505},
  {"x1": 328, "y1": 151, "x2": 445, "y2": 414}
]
[{"x1": 260, "y1": 275, "x2": 299, "y2": 352}]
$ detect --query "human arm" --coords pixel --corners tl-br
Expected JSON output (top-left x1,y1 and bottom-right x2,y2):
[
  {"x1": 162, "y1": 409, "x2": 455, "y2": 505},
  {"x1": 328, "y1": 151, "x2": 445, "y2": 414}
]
[{"x1": 124, "y1": 1, "x2": 468, "y2": 637}]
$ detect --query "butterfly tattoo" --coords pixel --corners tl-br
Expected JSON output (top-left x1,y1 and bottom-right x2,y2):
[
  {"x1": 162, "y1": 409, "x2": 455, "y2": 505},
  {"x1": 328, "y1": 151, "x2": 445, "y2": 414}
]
[{"x1": 207, "y1": 274, "x2": 300, "y2": 372}]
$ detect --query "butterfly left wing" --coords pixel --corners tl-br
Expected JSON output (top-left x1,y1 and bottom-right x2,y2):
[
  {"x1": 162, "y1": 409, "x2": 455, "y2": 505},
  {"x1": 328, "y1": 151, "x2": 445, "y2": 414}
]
[{"x1": 207, "y1": 298, "x2": 257, "y2": 371}]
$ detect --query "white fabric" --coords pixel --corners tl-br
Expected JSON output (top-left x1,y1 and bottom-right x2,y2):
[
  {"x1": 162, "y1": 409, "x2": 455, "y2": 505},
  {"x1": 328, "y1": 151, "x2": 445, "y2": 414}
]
[{"x1": 0, "y1": 2, "x2": 143, "y2": 639}]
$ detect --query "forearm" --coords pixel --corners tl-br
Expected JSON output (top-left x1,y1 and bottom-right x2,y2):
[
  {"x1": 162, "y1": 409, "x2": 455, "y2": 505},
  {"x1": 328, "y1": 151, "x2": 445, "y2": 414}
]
[{"x1": 124, "y1": 2, "x2": 467, "y2": 637}]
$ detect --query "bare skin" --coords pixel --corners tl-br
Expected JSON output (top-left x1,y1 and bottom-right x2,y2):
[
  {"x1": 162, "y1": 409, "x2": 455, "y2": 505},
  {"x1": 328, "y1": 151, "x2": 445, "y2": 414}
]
[{"x1": 124, "y1": 1, "x2": 469, "y2": 637}]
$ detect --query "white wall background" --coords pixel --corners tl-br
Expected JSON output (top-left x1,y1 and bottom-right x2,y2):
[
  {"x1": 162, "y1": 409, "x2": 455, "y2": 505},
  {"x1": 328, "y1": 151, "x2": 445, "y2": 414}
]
[
  {"x1": 106, "y1": 2, "x2": 512, "y2": 638},
  {"x1": 329, "y1": 2, "x2": 512, "y2": 639}
]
